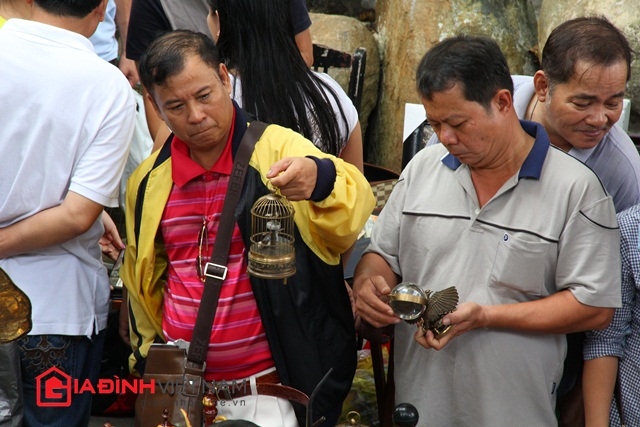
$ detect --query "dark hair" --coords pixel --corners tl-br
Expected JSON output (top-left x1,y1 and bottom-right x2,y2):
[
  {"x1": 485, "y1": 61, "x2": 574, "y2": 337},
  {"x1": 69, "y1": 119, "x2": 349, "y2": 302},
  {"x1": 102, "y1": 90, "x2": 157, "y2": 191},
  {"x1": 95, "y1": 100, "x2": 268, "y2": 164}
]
[
  {"x1": 542, "y1": 16, "x2": 633, "y2": 85},
  {"x1": 33, "y1": 0, "x2": 103, "y2": 18},
  {"x1": 416, "y1": 35, "x2": 513, "y2": 109},
  {"x1": 211, "y1": 0, "x2": 348, "y2": 156},
  {"x1": 138, "y1": 30, "x2": 222, "y2": 95}
]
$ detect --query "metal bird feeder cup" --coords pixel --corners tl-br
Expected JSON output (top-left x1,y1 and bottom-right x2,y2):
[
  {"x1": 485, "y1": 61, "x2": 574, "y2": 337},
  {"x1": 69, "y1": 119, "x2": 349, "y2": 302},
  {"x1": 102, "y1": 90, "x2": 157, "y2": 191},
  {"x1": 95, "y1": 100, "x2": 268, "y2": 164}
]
[
  {"x1": 248, "y1": 190, "x2": 296, "y2": 282},
  {"x1": 388, "y1": 282, "x2": 428, "y2": 321},
  {"x1": 389, "y1": 282, "x2": 459, "y2": 339}
]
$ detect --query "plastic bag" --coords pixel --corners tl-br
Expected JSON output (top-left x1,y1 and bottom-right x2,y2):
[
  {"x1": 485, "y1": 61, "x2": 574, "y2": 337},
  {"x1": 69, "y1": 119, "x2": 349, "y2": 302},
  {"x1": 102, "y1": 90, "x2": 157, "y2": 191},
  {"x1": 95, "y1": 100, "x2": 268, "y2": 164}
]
[{"x1": 0, "y1": 342, "x2": 23, "y2": 427}]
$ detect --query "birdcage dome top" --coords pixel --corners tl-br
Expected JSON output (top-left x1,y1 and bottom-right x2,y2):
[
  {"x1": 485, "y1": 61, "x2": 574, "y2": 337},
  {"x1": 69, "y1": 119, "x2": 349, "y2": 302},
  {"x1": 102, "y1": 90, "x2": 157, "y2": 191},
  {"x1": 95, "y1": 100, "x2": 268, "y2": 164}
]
[{"x1": 251, "y1": 193, "x2": 295, "y2": 218}]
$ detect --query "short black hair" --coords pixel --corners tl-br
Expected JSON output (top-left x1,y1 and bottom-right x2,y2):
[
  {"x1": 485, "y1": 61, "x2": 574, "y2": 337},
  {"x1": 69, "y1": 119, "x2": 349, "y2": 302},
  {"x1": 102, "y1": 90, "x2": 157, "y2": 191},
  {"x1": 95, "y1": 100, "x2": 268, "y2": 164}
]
[
  {"x1": 416, "y1": 35, "x2": 513, "y2": 110},
  {"x1": 33, "y1": 0, "x2": 103, "y2": 18},
  {"x1": 138, "y1": 30, "x2": 222, "y2": 96},
  {"x1": 542, "y1": 16, "x2": 633, "y2": 85}
]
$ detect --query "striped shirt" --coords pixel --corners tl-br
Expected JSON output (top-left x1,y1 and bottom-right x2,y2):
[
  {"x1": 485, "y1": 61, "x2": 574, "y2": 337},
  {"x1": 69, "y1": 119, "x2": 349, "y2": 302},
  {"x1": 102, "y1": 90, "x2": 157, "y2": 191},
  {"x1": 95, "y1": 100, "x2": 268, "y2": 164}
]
[{"x1": 161, "y1": 123, "x2": 274, "y2": 381}]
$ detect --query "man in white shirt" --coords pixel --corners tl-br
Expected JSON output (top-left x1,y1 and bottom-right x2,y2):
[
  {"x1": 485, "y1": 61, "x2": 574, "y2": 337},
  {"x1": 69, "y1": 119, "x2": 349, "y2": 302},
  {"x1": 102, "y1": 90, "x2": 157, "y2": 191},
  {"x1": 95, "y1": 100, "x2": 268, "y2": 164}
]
[{"x1": 0, "y1": 1, "x2": 135, "y2": 425}]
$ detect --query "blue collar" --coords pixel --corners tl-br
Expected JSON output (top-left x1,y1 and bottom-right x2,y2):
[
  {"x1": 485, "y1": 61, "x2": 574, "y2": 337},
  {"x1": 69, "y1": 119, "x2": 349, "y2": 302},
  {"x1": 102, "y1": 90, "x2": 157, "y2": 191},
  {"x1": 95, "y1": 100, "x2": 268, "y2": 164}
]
[{"x1": 441, "y1": 120, "x2": 550, "y2": 180}]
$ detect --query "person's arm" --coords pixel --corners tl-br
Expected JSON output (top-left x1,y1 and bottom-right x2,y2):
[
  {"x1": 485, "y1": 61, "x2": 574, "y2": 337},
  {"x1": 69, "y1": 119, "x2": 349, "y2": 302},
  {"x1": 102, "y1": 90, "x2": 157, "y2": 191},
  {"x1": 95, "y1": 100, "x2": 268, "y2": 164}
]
[
  {"x1": 140, "y1": 81, "x2": 165, "y2": 141},
  {"x1": 257, "y1": 126, "x2": 375, "y2": 258},
  {"x1": 480, "y1": 290, "x2": 612, "y2": 332},
  {"x1": 100, "y1": 210, "x2": 126, "y2": 260},
  {"x1": 290, "y1": 0, "x2": 313, "y2": 67},
  {"x1": 337, "y1": 122, "x2": 364, "y2": 316},
  {"x1": 583, "y1": 356, "x2": 618, "y2": 427},
  {"x1": 0, "y1": 191, "x2": 104, "y2": 258},
  {"x1": 126, "y1": 0, "x2": 171, "y2": 139},
  {"x1": 582, "y1": 216, "x2": 636, "y2": 426},
  {"x1": 152, "y1": 122, "x2": 172, "y2": 153},
  {"x1": 339, "y1": 121, "x2": 364, "y2": 173},
  {"x1": 295, "y1": 27, "x2": 313, "y2": 67},
  {"x1": 415, "y1": 290, "x2": 613, "y2": 350},
  {"x1": 114, "y1": 0, "x2": 139, "y2": 87}
]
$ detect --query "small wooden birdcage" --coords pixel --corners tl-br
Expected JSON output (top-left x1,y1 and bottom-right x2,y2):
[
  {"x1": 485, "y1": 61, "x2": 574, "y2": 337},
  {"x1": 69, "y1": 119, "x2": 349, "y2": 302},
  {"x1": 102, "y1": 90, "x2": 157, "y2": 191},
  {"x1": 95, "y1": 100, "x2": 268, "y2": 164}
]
[{"x1": 247, "y1": 191, "x2": 296, "y2": 281}]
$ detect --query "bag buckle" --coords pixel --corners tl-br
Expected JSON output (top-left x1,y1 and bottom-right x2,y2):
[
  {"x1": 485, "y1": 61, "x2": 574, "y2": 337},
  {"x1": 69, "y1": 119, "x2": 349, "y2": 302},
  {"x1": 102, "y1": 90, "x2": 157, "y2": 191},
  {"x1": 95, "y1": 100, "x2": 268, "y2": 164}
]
[
  {"x1": 205, "y1": 262, "x2": 228, "y2": 281},
  {"x1": 182, "y1": 373, "x2": 203, "y2": 397}
]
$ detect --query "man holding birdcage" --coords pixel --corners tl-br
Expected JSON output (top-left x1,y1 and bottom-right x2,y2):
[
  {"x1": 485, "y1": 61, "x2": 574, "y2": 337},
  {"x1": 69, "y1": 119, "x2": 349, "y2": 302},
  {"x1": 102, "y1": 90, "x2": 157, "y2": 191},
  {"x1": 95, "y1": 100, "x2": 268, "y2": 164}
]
[{"x1": 120, "y1": 30, "x2": 375, "y2": 427}]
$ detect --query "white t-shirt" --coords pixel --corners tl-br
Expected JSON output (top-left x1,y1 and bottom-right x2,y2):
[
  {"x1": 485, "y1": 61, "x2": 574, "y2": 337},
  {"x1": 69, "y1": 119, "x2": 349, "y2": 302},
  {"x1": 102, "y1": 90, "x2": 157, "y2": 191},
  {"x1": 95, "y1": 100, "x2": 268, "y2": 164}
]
[
  {"x1": 0, "y1": 19, "x2": 136, "y2": 336},
  {"x1": 229, "y1": 71, "x2": 359, "y2": 155}
]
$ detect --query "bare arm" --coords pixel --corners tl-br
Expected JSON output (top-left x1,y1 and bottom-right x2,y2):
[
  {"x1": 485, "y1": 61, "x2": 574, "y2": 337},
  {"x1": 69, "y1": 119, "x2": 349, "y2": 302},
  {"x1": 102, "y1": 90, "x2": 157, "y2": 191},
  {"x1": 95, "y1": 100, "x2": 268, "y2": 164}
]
[
  {"x1": 0, "y1": 191, "x2": 104, "y2": 258},
  {"x1": 339, "y1": 121, "x2": 364, "y2": 173},
  {"x1": 295, "y1": 27, "x2": 314, "y2": 67},
  {"x1": 99, "y1": 210, "x2": 125, "y2": 260},
  {"x1": 113, "y1": 0, "x2": 139, "y2": 87},
  {"x1": 137, "y1": 64, "x2": 164, "y2": 140},
  {"x1": 338, "y1": 122, "x2": 364, "y2": 265},
  {"x1": 416, "y1": 290, "x2": 613, "y2": 350},
  {"x1": 483, "y1": 290, "x2": 612, "y2": 333},
  {"x1": 582, "y1": 230, "x2": 635, "y2": 427},
  {"x1": 152, "y1": 122, "x2": 172, "y2": 153},
  {"x1": 583, "y1": 356, "x2": 617, "y2": 427}
]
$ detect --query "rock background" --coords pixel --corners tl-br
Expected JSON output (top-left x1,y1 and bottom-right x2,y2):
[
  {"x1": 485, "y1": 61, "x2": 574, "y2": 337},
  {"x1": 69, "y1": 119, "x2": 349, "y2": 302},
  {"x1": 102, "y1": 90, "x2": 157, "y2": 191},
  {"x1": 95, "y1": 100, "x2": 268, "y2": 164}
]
[
  {"x1": 308, "y1": 0, "x2": 640, "y2": 171},
  {"x1": 309, "y1": 13, "x2": 380, "y2": 140},
  {"x1": 372, "y1": 0, "x2": 538, "y2": 171}
]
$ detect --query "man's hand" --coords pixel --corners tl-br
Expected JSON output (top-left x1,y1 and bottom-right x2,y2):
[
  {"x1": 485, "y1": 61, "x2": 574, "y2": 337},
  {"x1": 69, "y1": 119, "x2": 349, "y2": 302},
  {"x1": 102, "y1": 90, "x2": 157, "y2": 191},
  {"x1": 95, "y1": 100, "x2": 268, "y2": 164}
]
[
  {"x1": 353, "y1": 274, "x2": 401, "y2": 328},
  {"x1": 100, "y1": 211, "x2": 125, "y2": 261},
  {"x1": 118, "y1": 56, "x2": 139, "y2": 88},
  {"x1": 267, "y1": 157, "x2": 317, "y2": 201},
  {"x1": 414, "y1": 301, "x2": 487, "y2": 350}
]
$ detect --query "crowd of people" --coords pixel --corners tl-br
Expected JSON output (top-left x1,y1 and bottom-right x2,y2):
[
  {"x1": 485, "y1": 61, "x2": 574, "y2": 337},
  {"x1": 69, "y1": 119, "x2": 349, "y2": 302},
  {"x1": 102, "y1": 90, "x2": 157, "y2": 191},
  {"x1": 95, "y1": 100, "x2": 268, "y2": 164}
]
[{"x1": 0, "y1": 1, "x2": 639, "y2": 427}]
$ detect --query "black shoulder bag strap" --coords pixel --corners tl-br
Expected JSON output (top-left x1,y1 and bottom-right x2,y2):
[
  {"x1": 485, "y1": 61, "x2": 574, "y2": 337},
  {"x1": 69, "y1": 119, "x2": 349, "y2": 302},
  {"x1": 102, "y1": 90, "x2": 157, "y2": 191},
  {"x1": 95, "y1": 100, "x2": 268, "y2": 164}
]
[{"x1": 186, "y1": 121, "x2": 268, "y2": 369}]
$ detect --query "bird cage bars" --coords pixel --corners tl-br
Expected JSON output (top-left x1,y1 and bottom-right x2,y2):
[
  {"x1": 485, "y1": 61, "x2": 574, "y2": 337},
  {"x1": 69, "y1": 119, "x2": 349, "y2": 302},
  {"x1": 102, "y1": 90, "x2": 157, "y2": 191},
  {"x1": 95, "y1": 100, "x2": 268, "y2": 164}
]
[{"x1": 247, "y1": 192, "x2": 296, "y2": 281}]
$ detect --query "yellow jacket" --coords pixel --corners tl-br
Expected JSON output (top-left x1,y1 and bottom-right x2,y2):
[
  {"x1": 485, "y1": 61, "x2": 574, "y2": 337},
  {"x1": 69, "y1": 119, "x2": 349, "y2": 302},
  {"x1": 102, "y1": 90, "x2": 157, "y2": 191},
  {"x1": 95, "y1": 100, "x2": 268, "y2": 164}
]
[{"x1": 120, "y1": 115, "x2": 375, "y2": 419}]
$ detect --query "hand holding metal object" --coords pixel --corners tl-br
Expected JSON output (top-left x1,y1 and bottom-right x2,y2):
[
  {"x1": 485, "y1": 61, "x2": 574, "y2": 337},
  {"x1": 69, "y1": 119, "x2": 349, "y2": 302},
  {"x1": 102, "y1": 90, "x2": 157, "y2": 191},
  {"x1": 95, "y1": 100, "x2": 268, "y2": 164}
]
[
  {"x1": 389, "y1": 283, "x2": 459, "y2": 339},
  {"x1": 0, "y1": 268, "x2": 32, "y2": 343}
]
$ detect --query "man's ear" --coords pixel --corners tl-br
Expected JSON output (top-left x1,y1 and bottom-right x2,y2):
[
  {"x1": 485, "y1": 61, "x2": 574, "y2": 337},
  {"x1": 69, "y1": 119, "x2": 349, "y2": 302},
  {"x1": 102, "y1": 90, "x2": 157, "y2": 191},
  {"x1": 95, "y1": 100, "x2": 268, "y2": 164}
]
[
  {"x1": 533, "y1": 70, "x2": 549, "y2": 102},
  {"x1": 494, "y1": 88, "x2": 513, "y2": 115},
  {"x1": 93, "y1": 0, "x2": 108, "y2": 22},
  {"x1": 218, "y1": 63, "x2": 232, "y2": 96}
]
